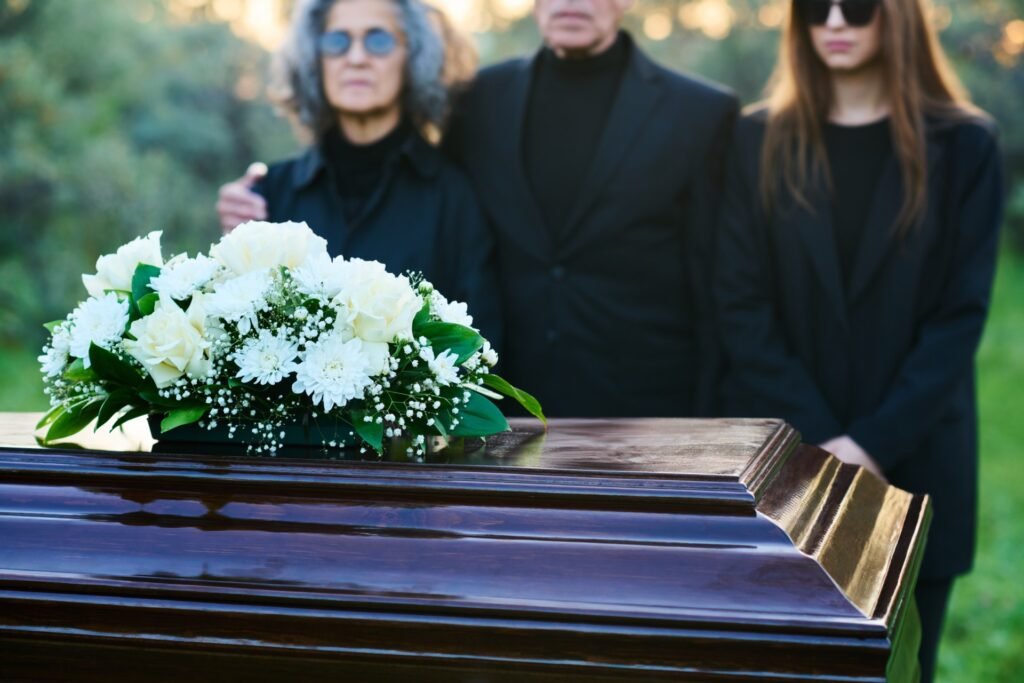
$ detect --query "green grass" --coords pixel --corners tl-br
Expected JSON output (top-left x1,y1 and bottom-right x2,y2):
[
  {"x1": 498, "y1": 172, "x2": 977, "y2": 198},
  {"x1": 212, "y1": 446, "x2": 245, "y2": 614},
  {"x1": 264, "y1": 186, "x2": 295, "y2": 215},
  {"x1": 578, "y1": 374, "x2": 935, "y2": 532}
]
[
  {"x1": 1, "y1": 255, "x2": 1022, "y2": 680},
  {"x1": 0, "y1": 343, "x2": 49, "y2": 412},
  {"x1": 938, "y1": 250, "x2": 1024, "y2": 682}
]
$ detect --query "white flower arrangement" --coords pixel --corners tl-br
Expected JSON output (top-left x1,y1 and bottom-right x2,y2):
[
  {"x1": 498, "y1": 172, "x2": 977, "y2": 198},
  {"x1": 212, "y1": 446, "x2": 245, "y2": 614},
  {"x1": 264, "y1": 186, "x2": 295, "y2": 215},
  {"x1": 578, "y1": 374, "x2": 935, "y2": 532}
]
[{"x1": 38, "y1": 221, "x2": 544, "y2": 457}]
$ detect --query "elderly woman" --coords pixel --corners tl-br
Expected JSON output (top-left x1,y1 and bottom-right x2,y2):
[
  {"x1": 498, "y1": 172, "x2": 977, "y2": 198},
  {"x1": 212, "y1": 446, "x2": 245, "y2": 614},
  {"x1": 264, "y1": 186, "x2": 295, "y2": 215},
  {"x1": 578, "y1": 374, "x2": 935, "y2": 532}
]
[{"x1": 218, "y1": 0, "x2": 499, "y2": 341}]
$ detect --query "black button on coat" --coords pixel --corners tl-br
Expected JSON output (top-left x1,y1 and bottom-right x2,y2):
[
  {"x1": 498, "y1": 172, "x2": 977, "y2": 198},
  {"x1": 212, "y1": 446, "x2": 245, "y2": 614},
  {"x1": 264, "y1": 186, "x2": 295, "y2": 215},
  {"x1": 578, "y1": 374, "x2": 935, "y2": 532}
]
[{"x1": 253, "y1": 131, "x2": 502, "y2": 346}]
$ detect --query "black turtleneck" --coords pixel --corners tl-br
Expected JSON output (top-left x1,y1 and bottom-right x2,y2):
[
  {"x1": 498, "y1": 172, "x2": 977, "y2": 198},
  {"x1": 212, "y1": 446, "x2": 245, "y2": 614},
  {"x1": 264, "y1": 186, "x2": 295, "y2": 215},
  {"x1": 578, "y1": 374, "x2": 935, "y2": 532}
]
[
  {"x1": 523, "y1": 33, "x2": 629, "y2": 240},
  {"x1": 824, "y1": 118, "x2": 893, "y2": 289},
  {"x1": 323, "y1": 119, "x2": 412, "y2": 222}
]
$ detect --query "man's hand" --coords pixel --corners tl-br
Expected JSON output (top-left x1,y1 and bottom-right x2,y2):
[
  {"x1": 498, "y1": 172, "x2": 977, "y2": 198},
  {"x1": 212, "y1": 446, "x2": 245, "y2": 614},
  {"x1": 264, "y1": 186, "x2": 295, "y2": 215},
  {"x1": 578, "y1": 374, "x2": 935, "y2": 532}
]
[
  {"x1": 820, "y1": 435, "x2": 887, "y2": 482},
  {"x1": 217, "y1": 162, "x2": 269, "y2": 233}
]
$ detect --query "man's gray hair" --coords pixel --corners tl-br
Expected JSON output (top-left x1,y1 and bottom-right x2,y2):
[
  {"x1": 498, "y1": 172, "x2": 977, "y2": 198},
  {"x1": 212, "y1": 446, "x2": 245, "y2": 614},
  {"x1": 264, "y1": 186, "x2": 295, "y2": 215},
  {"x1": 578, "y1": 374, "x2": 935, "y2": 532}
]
[{"x1": 271, "y1": 0, "x2": 469, "y2": 140}]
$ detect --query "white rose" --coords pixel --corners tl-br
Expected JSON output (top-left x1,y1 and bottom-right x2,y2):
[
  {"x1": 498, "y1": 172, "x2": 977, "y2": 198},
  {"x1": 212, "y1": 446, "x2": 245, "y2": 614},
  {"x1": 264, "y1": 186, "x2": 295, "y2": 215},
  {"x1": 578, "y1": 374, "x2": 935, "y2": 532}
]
[
  {"x1": 210, "y1": 221, "x2": 328, "y2": 276},
  {"x1": 83, "y1": 231, "x2": 163, "y2": 297},
  {"x1": 124, "y1": 294, "x2": 211, "y2": 388},
  {"x1": 332, "y1": 258, "x2": 419, "y2": 344},
  {"x1": 361, "y1": 340, "x2": 392, "y2": 375}
]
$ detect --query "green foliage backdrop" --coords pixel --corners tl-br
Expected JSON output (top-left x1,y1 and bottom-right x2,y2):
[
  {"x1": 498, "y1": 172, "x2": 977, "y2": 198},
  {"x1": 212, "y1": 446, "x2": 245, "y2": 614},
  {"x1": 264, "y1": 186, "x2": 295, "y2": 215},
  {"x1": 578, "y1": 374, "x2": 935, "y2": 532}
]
[
  {"x1": 0, "y1": 0, "x2": 297, "y2": 347},
  {"x1": 0, "y1": 1, "x2": 1021, "y2": 680}
]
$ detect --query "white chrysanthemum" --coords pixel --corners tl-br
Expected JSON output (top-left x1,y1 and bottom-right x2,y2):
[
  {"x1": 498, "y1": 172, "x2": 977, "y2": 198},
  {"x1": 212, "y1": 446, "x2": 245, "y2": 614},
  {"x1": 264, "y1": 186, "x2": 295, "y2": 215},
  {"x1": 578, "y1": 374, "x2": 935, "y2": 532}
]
[
  {"x1": 67, "y1": 293, "x2": 131, "y2": 366},
  {"x1": 292, "y1": 252, "x2": 346, "y2": 301},
  {"x1": 123, "y1": 294, "x2": 212, "y2": 388},
  {"x1": 420, "y1": 346, "x2": 460, "y2": 386},
  {"x1": 39, "y1": 326, "x2": 72, "y2": 377},
  {"x1": 234, "y1": 330, "x2": 299, "y2": 385},
  {"x1": 150, "y1": 253, "x2": 221, "y2": 300},
  {"x1": 430, "y1": 291, "x2": 475, "y2": 329},
  {"x1": 332, "y1": 258, "x2": 419, "y2": 344},
  {"x1": 206, "y1": 269, "x2": 273, "y2": 334},
  {"x1": 83, "y1": 231, "x2": 163, "y2": 297},
  {"x1": 480, "y1": 340, "x2": 499, "y2": 367},
  {"x1": 292, "y1": 334, "x2": 375, "y2": 411},
  {"x1": 211, "y1": 220, "x2": 328, "y2": 276}
]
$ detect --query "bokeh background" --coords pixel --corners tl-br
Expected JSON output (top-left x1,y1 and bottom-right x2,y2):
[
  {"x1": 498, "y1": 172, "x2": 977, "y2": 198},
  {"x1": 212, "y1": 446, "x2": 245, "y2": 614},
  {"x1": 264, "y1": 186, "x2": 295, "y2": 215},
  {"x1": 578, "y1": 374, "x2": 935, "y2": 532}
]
[{"x1": 1, "y1": 1, "x2": 1021, "y2": 678}]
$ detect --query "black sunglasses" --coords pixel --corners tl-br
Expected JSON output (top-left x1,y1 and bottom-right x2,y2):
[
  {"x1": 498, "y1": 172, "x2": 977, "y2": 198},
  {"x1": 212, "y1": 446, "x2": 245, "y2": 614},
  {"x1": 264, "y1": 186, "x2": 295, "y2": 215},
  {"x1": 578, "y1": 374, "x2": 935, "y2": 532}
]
[
  {"x1": 799, "y1": 0, "x2": 881, "y2": 28},
  {"x1": 318, "y1": 28, "x2": 398, "y2": 58}
]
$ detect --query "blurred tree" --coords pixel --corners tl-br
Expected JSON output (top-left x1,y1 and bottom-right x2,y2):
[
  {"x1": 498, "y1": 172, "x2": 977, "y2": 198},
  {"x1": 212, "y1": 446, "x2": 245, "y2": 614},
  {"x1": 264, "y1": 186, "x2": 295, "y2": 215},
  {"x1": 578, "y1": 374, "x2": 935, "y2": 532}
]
[{"x1": 0, "y1": 0, "x2": 297, "y2": 346}]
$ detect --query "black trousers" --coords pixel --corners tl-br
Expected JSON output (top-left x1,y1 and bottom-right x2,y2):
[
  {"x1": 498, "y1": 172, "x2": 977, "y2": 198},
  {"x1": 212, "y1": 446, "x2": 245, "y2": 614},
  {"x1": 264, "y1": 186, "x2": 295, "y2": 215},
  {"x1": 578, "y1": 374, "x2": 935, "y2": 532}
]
[{"x1": 916, "y1": 577, "x2": 955, "y2": 683}]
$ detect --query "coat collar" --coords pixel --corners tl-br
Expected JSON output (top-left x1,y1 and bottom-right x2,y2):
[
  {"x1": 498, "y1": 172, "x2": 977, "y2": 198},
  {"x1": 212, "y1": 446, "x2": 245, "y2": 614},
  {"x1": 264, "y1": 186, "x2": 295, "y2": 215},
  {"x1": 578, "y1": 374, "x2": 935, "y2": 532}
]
[
  {"x1": 494, "y1": 54, "x2": 552, "y2": 261},
  {"x1": 845, "y1": 129, "x2": 945, "y2": 305},
  {"x1": 559, "y1": 34, "x2": 665, "y2": 254},
  {"x1": 790, "y1": 125, "x2": 946, "y2": 318},
  {"x1": 791, "y1": 180, "x2": 848, "y2": 328},
  {"x1": 290, "y1": 126, "x2": 442, "y2": 190},
  {"x1": 497, "y1": 32, "x2": 665, "y2": 259}
]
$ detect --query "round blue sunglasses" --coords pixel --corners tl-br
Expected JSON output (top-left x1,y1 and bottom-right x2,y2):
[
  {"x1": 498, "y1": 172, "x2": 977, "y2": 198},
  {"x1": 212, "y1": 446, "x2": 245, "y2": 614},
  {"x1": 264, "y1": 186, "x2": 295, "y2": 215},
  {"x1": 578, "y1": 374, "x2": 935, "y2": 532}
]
[{"x1": 318, "y1": 28, "x2": 398, "y2": 58}]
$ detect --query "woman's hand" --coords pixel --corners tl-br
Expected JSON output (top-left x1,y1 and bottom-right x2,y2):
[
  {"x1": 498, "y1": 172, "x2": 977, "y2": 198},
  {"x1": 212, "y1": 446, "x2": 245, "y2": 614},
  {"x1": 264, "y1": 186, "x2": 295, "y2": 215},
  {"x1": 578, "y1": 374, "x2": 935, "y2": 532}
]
[
  {"x1": 820, "y1": 435, "x2": 887, "y2": 483},
  {"x1": 216, "y1": 162, "x2": 268, "y2": 234}
]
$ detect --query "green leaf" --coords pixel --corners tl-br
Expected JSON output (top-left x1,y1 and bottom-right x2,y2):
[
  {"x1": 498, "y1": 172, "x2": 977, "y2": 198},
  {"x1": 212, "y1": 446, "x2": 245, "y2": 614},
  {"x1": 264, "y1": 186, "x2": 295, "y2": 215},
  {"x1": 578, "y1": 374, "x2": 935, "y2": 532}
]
[
  {"x1": 353, "y1": 418, "x2": 384, "y2": 451},
  {"x1": 43, "y1": 320, "x2": 65, "y2": 334},
  {"x1": 432, "y1": 411, "x2": 449, "y2": 437},
  {"x1": 63, "y1": 358, "x2": 98, "y2": 383},
  {"x1": 483, "y1": 374, "x2": 547, "y2": 424},
  {"x1": 112, "y1": 406, "x2": 150, "y2": 430},
  {"x1": 160, "y1": 406, "x2": 208, "y2": 433},
  {"x1": 44, "y1": 399, "x2": 103, "y2": 443},
  {"x1": 96, "y1": 390, "x2": 136, "y2": 428},
  {"x1": 59, "y1": 358, "x2": 95, "y2": 385},
  {"x1": 412, "y1": 302, "x2": 432, "y2": 333},
  {"x1": 131, "y1": 263, "x2": 161, "y2": 305},
  {"x1": 36, "y1": 406, "x2": 65, "y2": 430},
  {"x1": 89, "y1": 344, "x2": 145, "y2": 388},
  {"x1": 417, "y1": 321, "x2": 484, "y2": 364},
  {"x1": 136, "y1": 292, "x2": 159, "y2": 317},
  {"x1": 450, "y1": 392, "x2": 509, "y2": 437}
]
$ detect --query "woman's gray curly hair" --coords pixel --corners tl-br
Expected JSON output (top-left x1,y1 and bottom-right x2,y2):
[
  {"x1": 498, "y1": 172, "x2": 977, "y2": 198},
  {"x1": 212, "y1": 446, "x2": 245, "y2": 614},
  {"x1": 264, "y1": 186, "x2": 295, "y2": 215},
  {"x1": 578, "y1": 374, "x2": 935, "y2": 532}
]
[{"x1": 270, "y1": 0, "x2": 476, "y2": 141}]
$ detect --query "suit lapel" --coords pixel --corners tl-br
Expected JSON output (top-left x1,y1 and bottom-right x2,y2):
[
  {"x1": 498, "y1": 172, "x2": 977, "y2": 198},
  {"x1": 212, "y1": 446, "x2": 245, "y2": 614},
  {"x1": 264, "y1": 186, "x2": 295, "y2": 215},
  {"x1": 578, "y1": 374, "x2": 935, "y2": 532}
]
[
  {"x1": 559, "y1": 45, "x2": 664, "y2": 255},
  {"x1": 847, "y1": 135, "x2": 945, "y2": 305},
  {"x1": 498, "y1": 55, "x2": 552, "y2": 261},
  {"x1": 792, "y1": 180, "x2": 849, "y2": 330}
]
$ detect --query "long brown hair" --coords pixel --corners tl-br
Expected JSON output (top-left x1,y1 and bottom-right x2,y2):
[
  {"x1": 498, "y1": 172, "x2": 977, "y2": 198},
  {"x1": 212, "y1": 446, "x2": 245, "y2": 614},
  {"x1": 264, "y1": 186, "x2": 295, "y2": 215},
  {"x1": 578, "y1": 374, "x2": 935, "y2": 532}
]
[{"x1": 760, "y1": 0, "x2": 981, "y2": 233}]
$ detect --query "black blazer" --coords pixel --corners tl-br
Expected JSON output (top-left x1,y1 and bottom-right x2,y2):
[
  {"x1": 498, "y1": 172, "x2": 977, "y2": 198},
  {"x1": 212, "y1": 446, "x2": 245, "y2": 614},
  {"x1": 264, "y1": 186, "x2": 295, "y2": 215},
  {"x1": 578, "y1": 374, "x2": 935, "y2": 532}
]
[
  {"x1": 253, "y1": 130, "x2": 502, "y2": 345},
  {"x1": 446, "y1": 34, "x2": 738, "y2": 417},
  {"x1": 716, "y1": 113, "x2": 1005, "y2": 578}
]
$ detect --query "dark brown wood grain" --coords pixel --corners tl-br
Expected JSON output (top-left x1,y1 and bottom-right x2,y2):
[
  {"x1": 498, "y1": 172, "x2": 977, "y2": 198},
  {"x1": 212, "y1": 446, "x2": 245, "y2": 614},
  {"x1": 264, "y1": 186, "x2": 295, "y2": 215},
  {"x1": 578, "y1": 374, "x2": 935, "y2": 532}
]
[{"x1": 0, "y1": 414, "x2": 928, "y2": 681}]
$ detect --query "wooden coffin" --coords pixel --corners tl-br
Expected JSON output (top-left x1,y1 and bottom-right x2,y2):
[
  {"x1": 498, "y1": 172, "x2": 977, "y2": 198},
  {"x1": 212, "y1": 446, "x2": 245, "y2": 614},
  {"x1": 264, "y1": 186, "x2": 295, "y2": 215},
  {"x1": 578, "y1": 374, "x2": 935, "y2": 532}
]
[{"x1": 0, "y1": 414, "x2": 929, "y2": 682}]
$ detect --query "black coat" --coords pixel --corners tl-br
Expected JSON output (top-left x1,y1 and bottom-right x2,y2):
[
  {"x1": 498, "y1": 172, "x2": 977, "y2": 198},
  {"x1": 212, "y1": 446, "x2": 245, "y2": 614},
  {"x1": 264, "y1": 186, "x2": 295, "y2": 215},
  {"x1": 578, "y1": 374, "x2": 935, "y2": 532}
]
[
  {"x1": 253, "y1": 130, "x2": 502, "y2": 345},
  {"x1": 446, "y1": 34, "x2": 738, "y2": 417},
  {"x1": 716, "y1": 113, "x2": 1005, "y2": 578}
]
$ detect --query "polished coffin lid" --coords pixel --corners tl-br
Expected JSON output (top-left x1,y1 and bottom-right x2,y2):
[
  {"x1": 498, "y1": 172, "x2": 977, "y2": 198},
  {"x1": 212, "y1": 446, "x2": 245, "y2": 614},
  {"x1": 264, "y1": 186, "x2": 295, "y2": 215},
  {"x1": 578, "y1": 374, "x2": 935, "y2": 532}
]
[{"x1": 0, "y1": 414, "x2": 929, "y2": 682}]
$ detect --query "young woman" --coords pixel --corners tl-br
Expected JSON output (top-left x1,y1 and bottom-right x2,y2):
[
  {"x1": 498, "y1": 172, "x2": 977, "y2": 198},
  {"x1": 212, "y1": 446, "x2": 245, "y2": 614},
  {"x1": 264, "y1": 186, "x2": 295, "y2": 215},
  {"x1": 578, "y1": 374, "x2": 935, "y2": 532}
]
[
  {"x1": 216, "y1": 0, "x2": 500, "y2": 342},
  {"x1": 716, "y1": 1, "x2": 1004, "y2": 680}
]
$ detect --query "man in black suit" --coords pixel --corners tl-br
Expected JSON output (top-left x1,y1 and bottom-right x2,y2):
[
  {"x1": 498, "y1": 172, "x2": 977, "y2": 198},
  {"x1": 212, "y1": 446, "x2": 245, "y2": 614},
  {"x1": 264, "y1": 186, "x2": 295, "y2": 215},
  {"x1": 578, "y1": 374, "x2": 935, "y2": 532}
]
[
  {"x1": 218, "y1": 0, "x2": 737, "y2": 418},
  {"x1": 444, "y1": 0, "x2": 738, "y2": 417}
]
